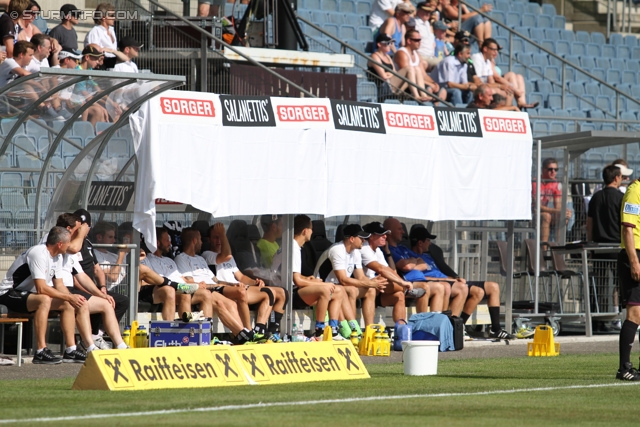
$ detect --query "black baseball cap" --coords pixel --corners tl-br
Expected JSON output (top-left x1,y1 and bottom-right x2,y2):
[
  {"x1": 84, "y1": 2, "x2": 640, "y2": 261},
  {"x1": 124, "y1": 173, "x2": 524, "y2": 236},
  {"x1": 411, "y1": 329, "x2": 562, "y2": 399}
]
[
  {"x1": 73, "y1": 209, "x2": 92, "y2": 227},
  {"x1": 375, "y1": 33, "x2": 392, "y2": 44},
  {"x1": 455, "y1": 31, "x2": 471, "y2": 43},
  {"x1": 409, "y1": 227, "x2": 436, "y2": 244},
  {"x1": 342, "y1": 224, "x2": 371, "y2": 239},
  {"x1": 60, "y1": 4, "x2": 80, "y2": 19},
  {"x1": 363, "y1": 221, "x2": 391, "y2": 236},
  {"x1": 118, "y1": 36, "x2": 143, "y2": 51}
]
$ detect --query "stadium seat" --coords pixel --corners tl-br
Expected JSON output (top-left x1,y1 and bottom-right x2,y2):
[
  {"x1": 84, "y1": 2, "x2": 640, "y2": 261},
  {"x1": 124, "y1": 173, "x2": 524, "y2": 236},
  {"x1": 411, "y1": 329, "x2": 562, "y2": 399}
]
[
  {"x1": 561, "y1": 30, "x2": 575, "y2": 42},
  {"x1": 590, "y1": 32, "x2": 605, "y2": 45},
  {"x1": 606, "y1": 69, "x2": 622, "y2": 84},
  {"x1": 571, "y1": 42, "x2": 586, "y2": 56},
  {"x1": 511, "y1": 1, "x2": 525, "y2": 14},
  {"x1": 302, "y1": 0, "x2": 320, "y2": 9},
  {"x1": 356, "y1": 1, "x2": 369, "y2": 14},
  {"x1": 529, "y1": 27, "x2": 545, "y2": 41},
  {"x1": 542, "y1": 3, "x2": 557, "y2": 15},
  {"x1": 505, "y1": 11, "x2": 518, "y2": 27},
  {"x1": 596, "y1": 96, "x2": 611, "y2": 112},
  {"x1": 357, "y1": 81, "x2": 377, "y2": 102},
  {"x1": 565, "y1": 95, "x2": 579, "y2": 111},
  {"x1": 595, "y1": 57, "x2": 610, "y2": 69},
  {"x1": 532, "y1": 121, "x2": 550, "y2": 136},
  {"x1": 340, "y1": 0, "x2": 355, "y2": 14},
  {"x1": 541, "y1": 39, "x2": 555, "y2": 53},
  {"x1": 24, "y1": 119, "x2": 47, "y2": 140},
  {"x1": 622, "y1": 71, "x2": 637, "y2": 85},
  {"x1": 516, "y1": 51, "x2": 533, "y2": 66},
  {"x1": 591, "y1": 68, "x2": 606, "y2": 81},
  {"x1": 495, "y1": 0, "x2": 509, "y2": 11},
  {"x1": 625, "y1": 59, "x2": 639, "y2": 72},
  {"x1": 566, "y1": 122, "x2": 577, "y2": 133},
  {"x1": 617, "y1": 45, "x2": 631, "y2": 59},
  {"x1": 17, "y1": 154, "x2": 42, "y2": 169},
  {"x1": 624, "y1": 35, "x2": 638, "y2": 47},
  {"x1": 544, "y1": 28, "x2": 561, "y2": 41},
  {"x1": 602, "y1": 45, "x2": 616, "y2": 58},
  {"x1": 521, "y1": 13, "x2": 536, "y2": 27},
  {"x1": 328, "y1": 12, "x2": 345, "y2": 25},
  {"x1": 586, "y1": 43, "x2": 601, "y2": 57},
  {"x1": 526, "y1": 3, "x2": 540, "y2": 14},
  {"x1": 340, "y1": 25, "x2": 356, "y2": 40},
  {"x1": 580, "y1": 122, "x2": 598, "y2": 132},
  {"x1": 321, "y1": 23, "x2": 339, "y2": 37},
  {"x1": 527, "y1": 64, "x2": 543, "y2": 80},
  {"x1": 511, "y1": 38, "x2": 525, "y2": 54},
  {"x1": 568, "y1": 81, "x2": 585, "y2": 96},
  {"x1": 313, "y1": 11, "x2": 329, "y2": 23},
  {"x1": 0, "y1": 172, "x2": 22, "y2": 192},
  {"x1": 549, "y1": 121, "x2": 566, "y2": 133},
  {"x1": 537, "y1": 15, "x2": 552, "y2": 28},
  {"x1": 579, "y1": 56, "x2": 596, "y2": 69},
  {"x1": 0, "y1": 118, "x2": 22, "y2": 136},
  {"x1": 357, "y1": 26, "x2": 372, "y2": 41},
  {"x1": 529, "y1": 92, "x2": 545, "y2": 108},
  {"x1": 538, "y1": 107, "x2": 554, "y2": 117},
  {"x1": 547, "y1": 94, "x2": 562, "y2": 110},
  {"x1": 575, "y1": 31, "x2": 591, "y2": 44},
  {"x1": 14, "y1": 135, "x2": 37, "y2": 157},
  {"x1": 321, "y1": 0, "x2": 338, "y2": 11},
  {"x1": 543, "y1": 65, "x2": 560, "y2": 83},
  {"x1": 610, "y1": 33, "x2": 624, "y2": 45}
]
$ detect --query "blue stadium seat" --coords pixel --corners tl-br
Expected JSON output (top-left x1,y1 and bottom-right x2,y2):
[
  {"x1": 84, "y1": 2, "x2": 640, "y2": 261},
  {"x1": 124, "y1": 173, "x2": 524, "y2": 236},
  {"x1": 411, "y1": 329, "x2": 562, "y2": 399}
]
[
  {"x1": 555, "y1": 40, "x2": 571, "y2": 56},
  {"x1": 303, "y1": 0, "x2": 321, "y2": 9},
  {"x1": 561, "y1": 30, "x2": 575, "y2": 42},
  {"x1": 532, "y1": 121, "x2": 550, "y2": 136},
  {"x1": 611, "y1": 58, "x2": 625, "y2": 70},
  {"x1": 553, "y1": 109, "x2": 570, "y2": 118},
  {"x1": 570, "y1": 109, "x2": 586, "y2": 119},
  {"x1": 357, "y1": 26, "x2": 372, "y2": 40},
  {"x1": 529, "y1": 92, "x2": 545, "y2": 108},
  {"x1": 505, "y1": 11, "x2": 518, "y2": 27},
  {"x1": 579, "y1": 56, "x2": 595, "y2": 69},
  {"x1": 526, "y1": 3, "x2": 540, "y2": 14},
  {"x1": 617, "y1": 45, "x2": 631, "y2": 59},
  {"x1": 595, "y1": 57, "x2": 610, "y2": 69},
  {"x1": 491, "y1": 10, "x2": 505, "y2": 24},
  {"x1": 72, "y1": 121, "x2": 95, "y2": 140},
  {"x1": 511, "y1": 37, "x2": 525, "y2": 54},
  {"x1": 549, "y1": 121, "x2": 566, "y2": 133},
  {"x1": 610, "y1": 33, "x2": 624, "y2": 45},
  {"x1": 576, "y1": 31, "x2": 591, "y2": 44},
  {"x1": 565, "y1": 95, "x2": 579, "y2": 111},
  {"x1": 532, "y1": 52, "x2": 549, "y2": 66},
  {"x1": 602, "y1": 44, "x2": 616, "y2": 58},
  {"x1": 580, "y1": 95, "x2": 596, "y2": 111},
  {"x1": 528, "y1": 64, "x2": 543, "y2": 80},
  {"x1": 591, "y1": 32, "x2": 606, "y2": 45},
  {"x1": 541, "y1": 39, "x2": 555, "y2": 53},
  {"x1": 586, "y1": 43, "x2": 601, "y2": 57},
  {"x1": 516, "y1": 51, "x2": 533, "y2": 66},
  {"x1": 495, "y1": 0, "x2": 509, "y2": 11},
  {"x1": 340, "y1": 0, "x2": 355, "y2": 14},
  {"x1": 544, "y1": 28, "x2": 561, "y2": 40},
  {"x1": 625, "y1": 59, "x2": 639, "y2": 72},
  {"x1": 591, "y1": 68, "x2": 606, "y2": 81},
  {"x1": 632, "y1": 84, "x2": 640, "y2": 98},
  {"x1": 340, "y1": 25, "x2": 356, "y2": 39},
  {"x1": 585, "y1": 82, "x2": 601, "y2": 96},
  {"x1": 568, "y1": 81, "x2": 585, "y2": 96},
  {"x1": 356, "y1": 1, "x2": 369, "y2": 14},
  {"x1": 552, "y1": 16, "x2": 566, "y2": 29},
  {"x1": 537, "y1": 15, "x2": 552, "y2": 28},
  {"x1": 596, "y1": 96, "x2": 611, "y2": 111},
  {"x1": 543, "y1": 65, "x2": 560, "y2": 82},
  {"x1": 525, "y1": 80, "x2": 535, "y2": 94},
  {"x1": 521, "y1": 13, "x2": 536, "y2": 27},
  {"x1": 538, "y1": 108, "x2": 554, "y2": 117},
  {"x1": 564, "y1": 54, "x2": 580, "y2": 66},
  {"x1": 622, "y1": 71, "x2": 637, "y2": 85},
  {"x1": 542, "y1": 3, "x2": 557, "y2": 15},
  {"x1": 322, "y1": 23, "x2": 339, "y2": 37},
  {"x1": 511, "y1": 63, "x2": 526, "y2": 76},
  {"x1": 575, "y1": 70, "x2": 590, "y2": 84},
  {"x1": 548, "y1": 94, "x2": 562, "y2": 109},
  {"x1": 312, "y1": 11, "x2": 328, "y2": 23},
  {"x1": 24, "y1": 119, "x2": 47, "y2": 140},
  {"x1": 328, "y1": 12, "x2": 345, "y2": 25},
  {"x1": 495, "y1": 36, "x2": 509, "y2": 52},
  {"x1": 571, "y1": 42, "x2": 586, "y2": 56},
  {"x1": 536, "y1": 79, "x2": 551, "y2": 93},
  {"x1": 601, "y1": 123, "x2": 617, "y2": 131},
  {"x1": 566, "y1": 122, "x2": 577, "y2": 133},
  {"x1": 625, "y1": 35, "x2": 638, "y2": 47},
  {"x1": 529, "y1": 27, "x2": 545, "y2": 41},
  {"x1": 580, "y1": 123, "x2": 598, "y2": 132},
  {"x1": 511, "y1": 1, "x2": 525, "y2": 14},
  {"x1": 321, "y1": 0, "x2": 338, "y2": 11}
]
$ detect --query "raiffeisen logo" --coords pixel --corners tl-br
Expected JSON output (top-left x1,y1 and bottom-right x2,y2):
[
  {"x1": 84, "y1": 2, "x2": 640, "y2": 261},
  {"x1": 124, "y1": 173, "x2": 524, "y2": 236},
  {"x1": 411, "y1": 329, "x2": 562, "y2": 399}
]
[
  {"x1": 482, "y1": 116, "x2": 527, "y2": 134},
  {"x1": 160, "y1": 97, "x2": 215, "y2": 117},
  {"x1": 276, "y1": 105, "x2": 329, "y2": 122}
]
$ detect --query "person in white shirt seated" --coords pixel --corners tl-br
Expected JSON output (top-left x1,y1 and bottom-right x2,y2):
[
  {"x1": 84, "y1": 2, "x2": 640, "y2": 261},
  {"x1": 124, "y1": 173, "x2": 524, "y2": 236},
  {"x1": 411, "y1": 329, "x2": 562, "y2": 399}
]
[
  {"x1": 113, "y1": 36, "x2": 141, "y2": 73},
  {"x1": 25, "y1": 34, "x2": 60, "y2": 73},
  {"x1": 84, "y1": 2, "x2": 118, "y2": 69}
]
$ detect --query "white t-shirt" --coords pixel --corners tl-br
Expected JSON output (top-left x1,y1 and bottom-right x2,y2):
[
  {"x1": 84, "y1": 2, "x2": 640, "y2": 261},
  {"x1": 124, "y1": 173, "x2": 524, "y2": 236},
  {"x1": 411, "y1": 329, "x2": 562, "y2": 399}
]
[
  {"x1": 471, "y1": 53, "x2": 494, "y2": 83},
  {"x1": 59, "y1": 253, "x2": 82, "y2": 288},
  {"x1": 140, "y1": 253, "x2": 183, "y2": 282},
  {"x1": 84, "y1": 25, "x2": 117, "y2": 58},
  {"x1": 0, "y1": 244, "x2": 63, "y2": 295},
  {"x1": 25, "y1": 56, "x2": 49, "y2": 73},
  {"x1": 314, "y1": 242, "x2": 362, "y2": 283},
  {"x1": 95, "y1": 250, "x2": 127, "y2": 288},
  {"x1": 271, "y1": 239, "x2": 301, "y2": 287},
  {"x1": 369, "y1": 0, "x2": 402, "y2": 28},
  {"x1": 175, "y1": 252, "x2": 216, "y2": 285},
  {"x1": 415, "y1": 17, "x2": 435, "y2": 58},
  {"x1": 360, "y1": 241, "x2": 388, "y2": 278},
  {"x1": 113, "y1": 61, "x2": 138, "y2": 73},
  {"x1": 201, "y1": 251, "x2": 240, "y2": 283},
  {"x1": 0, "y1": 58, "x2": 21, "y2": 88}
]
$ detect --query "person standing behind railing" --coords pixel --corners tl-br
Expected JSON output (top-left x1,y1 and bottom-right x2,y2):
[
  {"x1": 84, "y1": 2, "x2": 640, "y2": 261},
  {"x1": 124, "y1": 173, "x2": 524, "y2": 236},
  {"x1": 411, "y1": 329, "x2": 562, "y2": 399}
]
[
  {"x1": 532, "y1": 158, "x2": 573, "y2": 243},
  {"x1": 49, "y1": 4, "x2": 80, "y2": 52}
]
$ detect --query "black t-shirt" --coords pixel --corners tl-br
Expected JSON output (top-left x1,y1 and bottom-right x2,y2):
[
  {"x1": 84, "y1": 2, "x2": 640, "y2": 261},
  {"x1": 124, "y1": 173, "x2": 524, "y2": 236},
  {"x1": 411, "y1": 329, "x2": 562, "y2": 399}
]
[
  {"x1": 587, "y1": 186, "x2": 623, "y2": 243},
  {"x1": 49, "y1": 24, "x2": 78, "y2": 51},
  {"x1": 79, "y1": 238, "x2": 99, "y2": 283},
  {"x1": 0, "y1": 14, "x2": 16, "y2": 42}
]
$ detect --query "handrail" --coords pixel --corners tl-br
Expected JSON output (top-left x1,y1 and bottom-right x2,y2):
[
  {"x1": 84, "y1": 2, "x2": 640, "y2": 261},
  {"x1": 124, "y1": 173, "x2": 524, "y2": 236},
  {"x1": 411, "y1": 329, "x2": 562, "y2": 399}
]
[
  {"x1": 297, "y1": 15, "x2": 453, "y2": 106},
  {"x1": 461, "y1": 0, "x2": 639, "y2": 119}
]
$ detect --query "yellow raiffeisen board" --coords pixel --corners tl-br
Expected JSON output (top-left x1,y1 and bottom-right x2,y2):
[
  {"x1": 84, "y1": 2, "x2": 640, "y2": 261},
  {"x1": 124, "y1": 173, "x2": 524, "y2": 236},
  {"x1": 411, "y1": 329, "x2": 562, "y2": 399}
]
[{"x1": 72, "y1": 341, "x2": 369, "y2": 391}]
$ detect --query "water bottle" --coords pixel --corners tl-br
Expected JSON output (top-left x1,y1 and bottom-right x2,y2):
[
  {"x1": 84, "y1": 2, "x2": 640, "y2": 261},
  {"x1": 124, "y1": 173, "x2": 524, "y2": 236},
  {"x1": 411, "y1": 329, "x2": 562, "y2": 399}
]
[
  {"x1": 291, "y1": 324, "x2": 299, "y2": 342},
  {"x1": 394, "y1": 320, "x2": 412, "y2": 351},
  {"x1": 122, "y1": 326, "x2": 131, "y2": 347},
  {"x1": 295, "y1": 324, "x2": 305, "y2": 343},
  {"x1": 350, "y1": 330, "x2": 360, "y2": 347},
  {"x1": 137, "y1": 326, "x2": 148, "y2": 348}
]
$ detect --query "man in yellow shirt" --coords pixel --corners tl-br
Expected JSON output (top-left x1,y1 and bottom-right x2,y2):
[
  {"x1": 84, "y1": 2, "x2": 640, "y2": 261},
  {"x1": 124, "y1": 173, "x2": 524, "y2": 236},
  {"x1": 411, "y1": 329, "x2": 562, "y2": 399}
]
[
  {"x1": 257, "y1": 215, "x2": 282, "y2": 268},
  {"x1": 617, "y1": 178, "x2": 640, "y2": 380}
]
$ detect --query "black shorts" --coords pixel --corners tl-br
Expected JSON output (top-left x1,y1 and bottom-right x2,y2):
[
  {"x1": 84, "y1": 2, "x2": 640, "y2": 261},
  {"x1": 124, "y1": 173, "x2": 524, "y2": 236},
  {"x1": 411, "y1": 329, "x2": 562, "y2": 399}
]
[
  {"x1": 139, "y1": 285, "x2": 156, "y2": 304},
  {"x1": 0, "y1": 289, "x2": 33, "y2": 313},
  {"x1": 291, "y1": 287, "x2": 311, "y2": 309},
  {"x1": 617, "y1": 249, "x2": 640, "y2": 307},
  {"x1": 212, "y1": 286, "x2": 226, "y2": 295},
  {"x1": 69, "y1": 287, "x2": 92, "y2": 299}
]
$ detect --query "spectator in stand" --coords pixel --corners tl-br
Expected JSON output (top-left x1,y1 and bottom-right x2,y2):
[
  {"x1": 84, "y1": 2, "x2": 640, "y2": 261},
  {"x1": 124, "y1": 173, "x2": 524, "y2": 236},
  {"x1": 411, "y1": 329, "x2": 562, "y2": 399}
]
[
  {"x1": 25, "y1": 33, "x2": 59, "y2": 72},
  {"x1": 442, "y1": 0, "x2": 492, "y2": 46},
  {"x1": 394, "y1": 29, "x2": 447, "y2": 104},
  {"x1": 413, "y1": 1, "x2": 439, "y2": 70},
  {"x1": 0, "y1": 40, "x2": 33, "y2": 88},
  {"x1": 533, "y1": 158, "x2": 573, "y2": 243},
  {"x1": 430, "y1": 42, "x2": 474, "y2": 105},
  {"x1": 48, "y1": 4, "x2": 80, "y2": 52},
  {"x1": 0, "y1": 0, "x2": 30, "y2": 58},
  {"x1": 29, "y1": 0, "x2": 47, "y2": 34},
  {"x1": 432, "y1": 20, "x2": 451, "y2": 59},
  {"x1": 17, "y1": 1, "x2": 41, "y2": 41},
  {"x1": 370, "y1": 33, "x2": 422, "y2": 102},
  {"x1": 84, "y1": 3, "x2": 118, "y2": 69},
  {"x1": 377, "y1": 2, "x2": 415, "y2": 53},
  {"x1": 467, "y1": 84, "x2": 518, "y2": 110},
  {"x1": 369, "y1": 0, "x2": 412, "y2": 30},
  {"x1": 113, "y1": 36, "x2": 141, "y2": 73}
]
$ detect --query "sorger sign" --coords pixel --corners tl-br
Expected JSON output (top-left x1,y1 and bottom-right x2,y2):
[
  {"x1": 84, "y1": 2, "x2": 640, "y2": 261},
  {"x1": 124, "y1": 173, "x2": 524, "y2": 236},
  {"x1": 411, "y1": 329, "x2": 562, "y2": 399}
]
[
  {"x1": 276, "y1": 105, "x2": 329, "y2": 122},
  {"x1": 385, "y1": 111, "x2": 435, "y2": 131},
  {"x1": 482, "y1": 116, "x2": 527, "y2": 134},
  {"x1": 160, "y1": 97, "x2": 215, "y2": 117}
]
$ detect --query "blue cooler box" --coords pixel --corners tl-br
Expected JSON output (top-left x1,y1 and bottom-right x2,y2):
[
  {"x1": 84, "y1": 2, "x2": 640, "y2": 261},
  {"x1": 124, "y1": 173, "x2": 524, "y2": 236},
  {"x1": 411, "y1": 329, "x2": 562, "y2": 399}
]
[{"x1": 149, "y1": 320, "x2": 211, "y2": 347}]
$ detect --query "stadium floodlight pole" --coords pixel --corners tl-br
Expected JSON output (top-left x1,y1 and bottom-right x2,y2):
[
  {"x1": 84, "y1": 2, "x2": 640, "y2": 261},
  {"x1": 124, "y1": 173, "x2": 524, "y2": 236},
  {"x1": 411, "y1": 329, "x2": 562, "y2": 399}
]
[
  {"x1": 145, "y1": 0, "x2": 317, "y2": 99},
  {"x1": 297, "y1": 16, "x2": 452, "y2": 107}
]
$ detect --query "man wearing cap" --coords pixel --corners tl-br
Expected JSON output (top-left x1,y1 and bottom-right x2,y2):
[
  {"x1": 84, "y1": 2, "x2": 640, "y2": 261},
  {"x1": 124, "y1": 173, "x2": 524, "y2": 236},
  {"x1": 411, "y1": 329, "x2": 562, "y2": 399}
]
[
  {"x1": 614, "y1": 161, "x2": 633, "y2": 193},
  {"x1": 360, "y1": 222, "x2": 432, "y2": 323},
  {"x1": 383, "y1": 217, "x2": 460, "y2": 314},
  {"x1": 49, "y1": 4, "x2": 80, "y2": 52},
  {"x1": 432, "y1": 21, "x2": 450, "y2": 59},
  {"x1": 414, "y1": 1, "x2": 439, "y2": 70},
  {"x1": 113, "y1": 36, "x2": 142, "y2": 73},
  {"x1": 378, "y1": 2, "x2": 414, "y2": 53},
  {"x1": 409, "y1": 226, "x2": 515, "y2": 340},
  {"x1": 57, "y1": 47, "x2": 82, "y2": 67},
  {"x1": 369, "y1": 0, "x2": 409, "y2": 29},
  {"x1": 314, "y1": 224, "x2": 387, "y2": 327},
  {"x1": 430, "y1": 42, "x2": 474, "y2": 105}
]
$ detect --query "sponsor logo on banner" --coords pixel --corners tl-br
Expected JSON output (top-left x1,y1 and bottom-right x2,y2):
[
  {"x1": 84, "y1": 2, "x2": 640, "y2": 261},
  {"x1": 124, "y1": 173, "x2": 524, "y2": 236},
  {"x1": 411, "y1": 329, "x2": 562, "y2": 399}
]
[
  {"x1": 160, "y1": 97, "x2": 216, "y2": 117},
  {"x1": 88, "y1": 181, "x2": 134, "y2": 211},
  {"x1": 434, "y1": 107, "x2": 483, "y2": 137},
  {"x1": 482, "y1": 116, "x2": 527, "y2": 134},
  {"x1": 220, "y1": 95, "x2": 276, "y2": 127},
  {"x1": 385, "y1": 110, "x2": 435, "y2": 131},
  {"x1": 72, "y1": 343, "x2": 369, "y2": 391},
  {"x1": 276, "y1": 104, "x2": 330, "y2": 122},
  {"x1": 330, "y1": 100, "x2": 386, "y2": 134}
]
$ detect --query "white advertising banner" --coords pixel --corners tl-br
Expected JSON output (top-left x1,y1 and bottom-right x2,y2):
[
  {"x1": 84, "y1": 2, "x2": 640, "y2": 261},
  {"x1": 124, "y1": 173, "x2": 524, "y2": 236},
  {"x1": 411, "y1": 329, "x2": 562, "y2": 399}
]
[{"x1": 131, "y1": 91, "x2": 532, "y2": 250}]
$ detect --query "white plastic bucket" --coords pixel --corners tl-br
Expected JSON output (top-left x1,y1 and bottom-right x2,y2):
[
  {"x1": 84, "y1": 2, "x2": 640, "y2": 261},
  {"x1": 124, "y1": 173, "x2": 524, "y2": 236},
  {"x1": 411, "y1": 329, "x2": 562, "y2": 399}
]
[{"x1": 401, "y1": 340, "x2": 440, "y2": 376}]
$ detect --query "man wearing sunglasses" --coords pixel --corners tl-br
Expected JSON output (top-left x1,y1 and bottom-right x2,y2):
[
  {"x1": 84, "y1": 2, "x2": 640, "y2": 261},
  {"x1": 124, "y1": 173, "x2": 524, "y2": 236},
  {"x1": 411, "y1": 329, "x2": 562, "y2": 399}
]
[{"x1": 532, "y1": 158, "x2": 572, "y2": 243}]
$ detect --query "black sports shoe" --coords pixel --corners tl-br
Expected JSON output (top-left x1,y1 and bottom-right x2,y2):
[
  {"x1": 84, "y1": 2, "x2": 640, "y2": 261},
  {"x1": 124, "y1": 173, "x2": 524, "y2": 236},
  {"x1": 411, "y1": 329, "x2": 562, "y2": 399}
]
[
  {"x1": 63, "y1": 349, "x2": 87, "y2": 363},
  {"x1": 490, "y1": 329, "x2": 516, "y2": 340},
  {"x1": 33, "y1": 347, "x2": 62, "y2": 365},
  {"x1": 616, "y1": 362, "x2": 640, "y2": 381}
]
